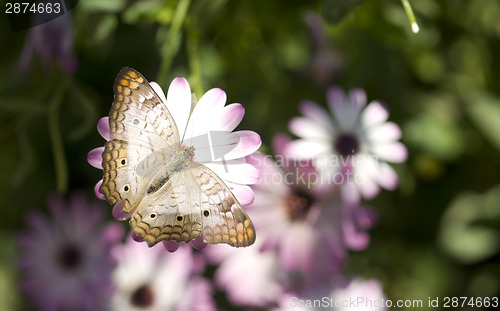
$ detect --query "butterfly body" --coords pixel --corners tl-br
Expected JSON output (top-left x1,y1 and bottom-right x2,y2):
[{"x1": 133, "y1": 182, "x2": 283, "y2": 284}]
[{"x1": 100, "y1": 68, "x2": 255, "y2": 248}]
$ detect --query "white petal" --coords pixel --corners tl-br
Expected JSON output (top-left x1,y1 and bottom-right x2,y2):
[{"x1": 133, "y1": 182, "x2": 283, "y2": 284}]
[
  {"x1": 373, "y1": 161, "x2": 399, "y2": 190},
  {"x1": 205, "y1": 162, "x2": 259, "y2": 185},
  {"x1": 288, "y1": 117, "x2": 331, "y2": 140},
  {"x1": 367, "y1": 121, "x2": 402, "y2": 143},
  {"x1": 184, "y1": 89, "x2": 228, "y2": 140},
  {"x1": 299, "y1": 100, "x2": 335, "y2": 134},
  {"x1": 163, "y1": 78, "x2": 191, "y2": 139},
  {"x1": 222, "y1": 131, "x2": 261, "y2": 160},
  {"x1": 372, "y1": 142, "x2": 408, "y2": 163},
  {"x1": 284, "y1": 139, "x2": 330, "y2": 159},
  {"x1": 361, "y1": 101, "x2": 389, "y2": 128}
]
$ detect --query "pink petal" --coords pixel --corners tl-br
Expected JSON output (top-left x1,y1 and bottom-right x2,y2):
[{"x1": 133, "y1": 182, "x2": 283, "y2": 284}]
[
  {"x1": 219, "y1": 103, "x2": 245, "y2": 132},
  {"x1": 361, "y1": 101, "x2": 389, "y2": 127},
  {"x1": 288, "y1": 116, "x2": 331, "y2": 140},
  {"x1": 229, "y1": 184, "x2": 255, "y2": 205},
  {"x1": 87, "y1": 147, "x2": 104, "y2": 169},
  {"x1": 272, "y1": 133, "x2": 291, "y2": 158},
  {"x1": 112, "y1": 200, "x2": 133, "y2": 221},
  {"x1": 164, "y1": 78, "x2": 191, "y2": 137},
  {"x1": 341, "y1": 183, "x2": 361, "y2": 205},
  {"x1": 97, "y1": 117, "x2": 112, "y2": 141},
  {"x1": 94, "y1": 180, "x2": 105, "y2": 200},
  {"x1": 190, "y1": 236, "x2": 207, "y2": 250},
  {"x1": 223, "y1": 131, "x2": 262, "y2": 160},
  {"x1": 131, "y1": 232, "x2": 144, "y2": 243},
  {"x1": 163, "y1": 240, "x2": 181, "y2": 252},
  {"x1": 372, "y1": 142, "x2": 408, "y2": 163}
]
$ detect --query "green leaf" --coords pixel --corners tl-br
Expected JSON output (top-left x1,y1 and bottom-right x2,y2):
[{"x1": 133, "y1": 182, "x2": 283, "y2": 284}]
[
  {"x1": 438, "y1": 185, "x2": 500, "y2": 264},
  {"x1": 463, "y1": 91, "x2": 500, "y2": 152}
]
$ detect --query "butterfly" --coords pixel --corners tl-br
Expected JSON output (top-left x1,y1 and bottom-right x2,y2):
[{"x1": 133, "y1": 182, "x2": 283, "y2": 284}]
[{"x1": 99, "y1": 67, "x2": 255, "y2": 247}]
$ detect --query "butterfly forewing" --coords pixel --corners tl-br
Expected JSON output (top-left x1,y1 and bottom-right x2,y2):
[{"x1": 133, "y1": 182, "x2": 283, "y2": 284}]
[{"x1": 100, "y1": 68, "x2": 180, "y2": 213}]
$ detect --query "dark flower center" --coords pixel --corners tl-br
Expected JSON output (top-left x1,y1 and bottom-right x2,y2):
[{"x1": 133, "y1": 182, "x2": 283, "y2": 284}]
[
  {"x1": 56, "y1": 244, "x2": 82, "y2": 271},
  {"x1": 286, "y1": 189, "x2": 315, "y2": 222},
  {"x1": 131, "y1": 284, "x2": 155, "y2": 307},
  {"x1": 334, "y1": 132, "x2": 359, "y2": 157}
]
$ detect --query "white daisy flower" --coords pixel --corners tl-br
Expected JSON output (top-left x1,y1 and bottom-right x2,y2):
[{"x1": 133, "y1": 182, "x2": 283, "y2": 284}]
[
  {"x1": 110, "y1": 236, "x2": 215, "y2": 311},
  {"x1": 286, "y1": 87, "x2": 407, "y2": 204}
]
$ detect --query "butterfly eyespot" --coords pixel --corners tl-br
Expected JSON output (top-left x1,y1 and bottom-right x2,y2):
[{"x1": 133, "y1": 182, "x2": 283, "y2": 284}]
[
  {"x1": 121, "y1": 159, "x2": 126, "y2": 165},
  {"x1": 133, "y1": 119, "x2": 139, "y2": 125},
  {"x1": 123, "y1": 185, "x2": 129, "y2": 191},
  {"x1": 150, "y1": 213, "x2": 157, "y2": 219},
  {"x1": 203, "y1": 210, "x2": 210, "y2": 217},
  {"x1": 176, "y1": 215, "x2": 183, "y2": 221}
]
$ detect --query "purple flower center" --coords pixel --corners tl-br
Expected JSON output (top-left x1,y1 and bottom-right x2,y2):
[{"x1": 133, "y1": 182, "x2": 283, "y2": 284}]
[
  {"x1": 286, "y1": 189, "x2": 314, "y2": 221},
  {"x1": 56, "y1": 244, "x2": 82, "y2": 271},
  {"x1": 131, "y1": 284, "x2": 154, "y2": 307},
  {"x1": 334, "y1": 132, "x2": 359, "y2": 157}
]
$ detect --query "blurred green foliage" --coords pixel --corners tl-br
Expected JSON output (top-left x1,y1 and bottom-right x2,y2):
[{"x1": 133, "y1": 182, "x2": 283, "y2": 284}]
[{"x1": 1, "y1": 0, "x2": 500, "y2": 310}]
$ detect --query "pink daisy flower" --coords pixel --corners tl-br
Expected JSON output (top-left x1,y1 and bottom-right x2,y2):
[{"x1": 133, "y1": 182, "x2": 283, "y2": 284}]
[
  {"x1": 17, "y1": 191, "x2": 123, "y2": 311},
  {"x1": 205, "y1": 238, "x2": 288, "y2": 308},
  {"x1": 247, "y1": 134, "x2": 377, "y2": 277},
  {"x1": 110, "y1": 236, "x2": 215, "y2": 311},
  {"x1": 88, "y1": 74, "x2": 261, "y2": 250},
  {"x1": 286, "y1": 87, "x2": 407, "y2": 204}
]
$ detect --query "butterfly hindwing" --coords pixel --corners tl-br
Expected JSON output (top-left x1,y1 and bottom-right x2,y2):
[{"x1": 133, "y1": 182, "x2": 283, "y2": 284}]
[
  {"x1": 129, "y1": 169, "x2": 203, "y2": 246},
  {"x1": 191, "y1": 162, "x2": 256, "y2": 247}
]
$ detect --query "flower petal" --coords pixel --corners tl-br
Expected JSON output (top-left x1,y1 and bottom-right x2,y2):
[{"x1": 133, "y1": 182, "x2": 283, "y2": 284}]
[
  {"x1": 184, "y1": 89, "x2": 228, "y2": 140},
  {"x1": 163, "y1": 78, "x2": 191, "y2": 139},
  {"x1": 112, "y1": 200, "x2": 134, "y2": 221},
  {"x1": 97, "y1": 117, "x2": 112, "y2": 141},
  {"x1": 372, "y1": 142, "x2": 408, "y2": 163},
  {"x1": 205, "y1": 162, "x2": 260, "y2": 185},
  {"x1": 87, "y1": 147, "x2": 104, "y2": 169},
  {"x1": 219, "y1": 103, "x2": 245, "y2": 132},
  {"x1": 367, "y1": 121, "x2": 402, "y2": 142},
  {"x1": 272, "y1": 133, "x2": 291, "y2": 159},
  {"x1": 284, "y1": 139, "x2": 330, "y2": 159},
  {"x1": 373, "y1": 161, "x2": 399, "y2": 190},
  {"x1": 227, "y1": 184, "x2": 254, "y2": 205},
  {"x1": 361, "y1": 100, "x2": 389, "y2": 127},
  {"x1": 94, "y1": 180, "x2": 105, "y2": 200},
  {"x1": 299, "y1": 100, "x2": 334, "y2": 133},
  {"x1": 222, "y1": 131, "x2": 261, "y2": 160},
  {"x1": 163, "y1": 240, "x2": 181, "y2": 252},
  {"x1": 189, "y1": 236, "x2": 207, "y2": 250},
  {"x1": 288, "y1": 116, "x2": 331, "y2": 140}
]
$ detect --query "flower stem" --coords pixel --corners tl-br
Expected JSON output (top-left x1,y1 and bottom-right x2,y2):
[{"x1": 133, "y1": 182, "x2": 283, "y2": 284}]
[
  {"x1": 401, "y1": 0, "x2": 419, "y2": 33},
  {"x1": 187, "y1": 20, "x2": 203, "y2": 98},
  {"x1": 157, "y1": 0, "x2": 191, "y2": 86},
  {"x1": 49, "y1": 79, "x2": 69, "y2": 194}
]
